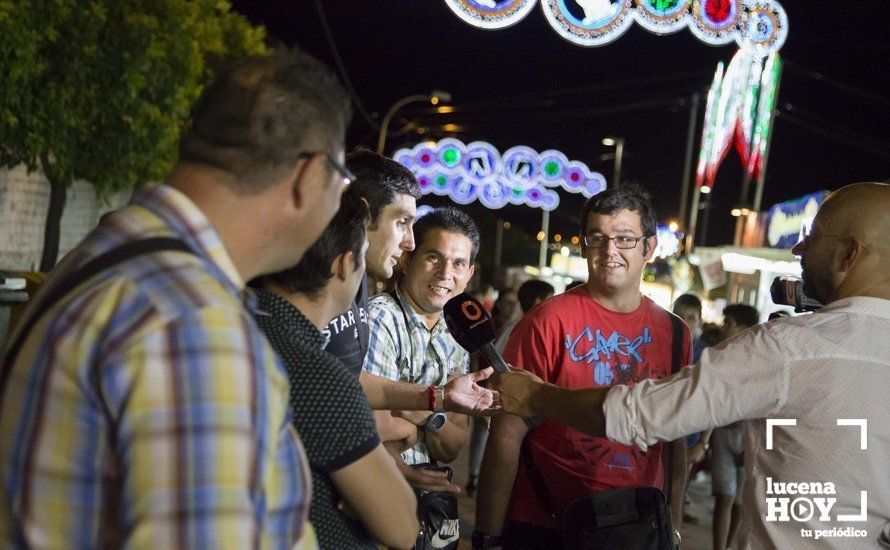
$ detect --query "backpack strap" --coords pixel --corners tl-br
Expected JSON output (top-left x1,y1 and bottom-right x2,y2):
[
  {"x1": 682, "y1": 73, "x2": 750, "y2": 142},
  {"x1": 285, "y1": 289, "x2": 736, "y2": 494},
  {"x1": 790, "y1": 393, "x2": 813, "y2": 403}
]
[{"x1": 1, "y1": 237, "x2": 194, "y2": 398}]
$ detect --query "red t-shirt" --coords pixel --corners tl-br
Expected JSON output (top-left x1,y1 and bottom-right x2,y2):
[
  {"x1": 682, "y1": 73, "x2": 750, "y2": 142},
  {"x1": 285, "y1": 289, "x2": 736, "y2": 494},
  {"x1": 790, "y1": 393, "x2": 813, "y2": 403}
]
[{"x1": 502, "y1": 286, "x2": 692, "y2": 528}]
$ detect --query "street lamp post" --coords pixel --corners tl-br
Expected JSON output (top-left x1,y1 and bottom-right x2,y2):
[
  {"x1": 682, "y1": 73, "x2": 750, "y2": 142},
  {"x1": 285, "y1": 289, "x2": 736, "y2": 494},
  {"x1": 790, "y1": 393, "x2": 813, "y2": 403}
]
[
  {"x1": 602, "y1": 137, "x2": 625, "y2": 189},
  {"x1": 376, "y1": 90, "x2": 452, "y2": 154}
]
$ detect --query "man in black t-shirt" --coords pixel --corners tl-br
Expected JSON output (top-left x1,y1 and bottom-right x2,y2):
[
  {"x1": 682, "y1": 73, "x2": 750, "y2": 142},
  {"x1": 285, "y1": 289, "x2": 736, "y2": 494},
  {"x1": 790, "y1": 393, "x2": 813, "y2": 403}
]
[
  {"x1": 323, "y1": 150, "x2": 418, "y2": 377},
  {"x1": 254, "y1": 189, "x2": 418, "y2": 549}
]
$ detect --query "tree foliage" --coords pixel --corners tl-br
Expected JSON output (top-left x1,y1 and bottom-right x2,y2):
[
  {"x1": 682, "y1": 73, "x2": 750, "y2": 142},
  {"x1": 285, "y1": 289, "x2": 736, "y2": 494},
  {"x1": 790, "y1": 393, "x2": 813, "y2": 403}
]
[{"x1": 0, "y1": 0, "x2": 267, "y2": 268}]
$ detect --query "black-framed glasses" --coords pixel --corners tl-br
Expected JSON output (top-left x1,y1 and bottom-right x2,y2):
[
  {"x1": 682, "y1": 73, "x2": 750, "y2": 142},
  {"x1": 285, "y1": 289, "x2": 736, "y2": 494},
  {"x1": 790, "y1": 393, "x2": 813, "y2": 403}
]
[
  {"x1": 297, "y1": 152, "x2": 355, "y2": 186},
  {"x1": 583, "y1": 234, "x2": 650, "y2": 249}
]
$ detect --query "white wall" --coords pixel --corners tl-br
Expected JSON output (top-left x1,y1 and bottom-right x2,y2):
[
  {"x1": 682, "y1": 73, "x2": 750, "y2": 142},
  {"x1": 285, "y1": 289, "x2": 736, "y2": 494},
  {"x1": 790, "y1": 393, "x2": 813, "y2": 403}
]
[{"x1": 0, "y1": 165, "x2": 130, "y2": 271}]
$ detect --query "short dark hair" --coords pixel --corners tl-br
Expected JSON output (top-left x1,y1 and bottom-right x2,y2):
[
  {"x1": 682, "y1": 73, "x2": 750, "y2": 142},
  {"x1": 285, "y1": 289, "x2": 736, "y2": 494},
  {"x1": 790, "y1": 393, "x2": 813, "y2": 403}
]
[
  {"x1": 346, "y1": 149, "x2": 420, "y2": 228},
  {"x1": 261, "y1": 188, "x2": 368, "y2": 298},
  {"x1": 518, "y1": 280, "x2": 555, "y2": 312},
  {"x1": 179, "y1": 48, "x2": 351, "y2": 193},
  {"x1": 579, "y1": 184, "x2": 658, "y2": 242},
  {"x1": 673, "y1": 293, "x2": 702, "y2": 315},
  {"x1": 411, "y1": 206, "x2": 480, "y2": 263},
  {"x1": 723, "y1": 304, "x2": 760, "y2": 328}
]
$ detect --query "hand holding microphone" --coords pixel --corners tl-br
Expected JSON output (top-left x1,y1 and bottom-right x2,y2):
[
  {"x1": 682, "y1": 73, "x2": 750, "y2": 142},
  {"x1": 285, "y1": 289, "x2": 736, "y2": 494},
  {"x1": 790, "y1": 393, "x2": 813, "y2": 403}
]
[{"x1": 443, "y1": 293, "x2": 544, "y2": 425}]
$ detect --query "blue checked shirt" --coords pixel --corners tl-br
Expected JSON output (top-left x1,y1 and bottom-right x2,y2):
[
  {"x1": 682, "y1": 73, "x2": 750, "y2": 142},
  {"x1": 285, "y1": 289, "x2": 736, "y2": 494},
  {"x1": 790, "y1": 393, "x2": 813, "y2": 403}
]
[
  {"x1": 362, "y1": 286, "x2": 469, "y2": 465},
  {"x1": 0, "y1": 183, "x2": 313, "y2": 549}
]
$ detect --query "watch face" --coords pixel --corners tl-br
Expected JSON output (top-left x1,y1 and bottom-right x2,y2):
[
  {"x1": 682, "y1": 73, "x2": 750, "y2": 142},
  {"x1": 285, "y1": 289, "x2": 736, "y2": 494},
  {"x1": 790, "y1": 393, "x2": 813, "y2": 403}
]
[{"x1": 426, "y1": 412, "x2": 447, "y2": 431}]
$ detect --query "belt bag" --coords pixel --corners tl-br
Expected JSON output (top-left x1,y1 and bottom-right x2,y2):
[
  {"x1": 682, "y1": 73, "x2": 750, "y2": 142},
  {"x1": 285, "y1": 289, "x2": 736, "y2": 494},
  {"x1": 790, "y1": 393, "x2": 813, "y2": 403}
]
[
  {"x1": 412, "y1": 464, "x2": 459, "y2": 550},
  {"x1": 561, "y1": 486, "x2": 676, "y2": 550}
]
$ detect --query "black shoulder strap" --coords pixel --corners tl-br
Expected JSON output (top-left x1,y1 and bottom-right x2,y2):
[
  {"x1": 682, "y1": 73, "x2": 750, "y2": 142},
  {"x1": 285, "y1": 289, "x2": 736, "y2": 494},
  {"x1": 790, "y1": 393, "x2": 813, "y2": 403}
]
[
  {"x1": 665, "y1": 310, "x2": 685, "y2": 501},
  {"x1": 1, "y1": 237, "x2": 193, "y2": 392}
]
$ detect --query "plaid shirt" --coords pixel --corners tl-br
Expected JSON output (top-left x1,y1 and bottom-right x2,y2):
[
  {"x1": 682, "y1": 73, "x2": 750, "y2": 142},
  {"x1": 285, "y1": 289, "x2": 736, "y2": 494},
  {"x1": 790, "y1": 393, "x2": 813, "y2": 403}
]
[
  {"x1": 362, "y1": 285, "x2": 469, "y2": 465},
  {"x1": 0, "y1": 183, "x2": 313, "y2": 549}
]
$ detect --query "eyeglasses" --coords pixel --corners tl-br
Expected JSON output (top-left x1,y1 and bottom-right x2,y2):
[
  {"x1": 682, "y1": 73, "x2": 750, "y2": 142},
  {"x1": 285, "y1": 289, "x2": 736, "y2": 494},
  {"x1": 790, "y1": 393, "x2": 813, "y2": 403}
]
[
  {"x1": 583, "y1": 234, "x2": 650, "y2": 249},
  {"x1": 297, "y1": 152, "x2": 355, "y2": 187}
]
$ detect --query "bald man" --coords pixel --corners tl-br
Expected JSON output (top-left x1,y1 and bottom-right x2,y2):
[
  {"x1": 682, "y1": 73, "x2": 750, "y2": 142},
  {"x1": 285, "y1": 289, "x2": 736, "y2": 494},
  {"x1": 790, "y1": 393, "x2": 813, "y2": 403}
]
[{"x1": 497, "y1": 183, "x2": 890, "y2": 548}]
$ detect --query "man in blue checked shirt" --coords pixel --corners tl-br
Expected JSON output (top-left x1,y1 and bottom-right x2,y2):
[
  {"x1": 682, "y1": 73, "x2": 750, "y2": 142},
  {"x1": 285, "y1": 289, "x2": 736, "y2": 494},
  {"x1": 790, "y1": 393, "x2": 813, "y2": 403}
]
[{"x1": 363, "y1": 206, "x2": 480, "y2": 492}]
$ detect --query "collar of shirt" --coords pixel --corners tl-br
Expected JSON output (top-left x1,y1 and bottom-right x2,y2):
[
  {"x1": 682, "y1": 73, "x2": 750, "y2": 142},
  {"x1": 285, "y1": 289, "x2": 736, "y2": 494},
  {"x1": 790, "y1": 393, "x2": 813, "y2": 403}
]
[
  {"x1": 817, "y1": 295, "x2": 890, "y2": 318},
  {"x1": 133, "y1": 182, "x2": 245, "y2": 292},
  {"x1": 255, "y1": 289, "x2": 326, "y2": 349},
  {"x1": 393, "y1": 283, "x2": 448, "y2": 337}
]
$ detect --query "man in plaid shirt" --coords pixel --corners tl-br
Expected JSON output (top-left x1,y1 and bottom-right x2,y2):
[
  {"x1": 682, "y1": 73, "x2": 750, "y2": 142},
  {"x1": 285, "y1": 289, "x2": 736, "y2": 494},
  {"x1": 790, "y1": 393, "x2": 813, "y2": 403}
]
[{"x1": 0, "y1": 49, "x2": 351, "y2": 548}]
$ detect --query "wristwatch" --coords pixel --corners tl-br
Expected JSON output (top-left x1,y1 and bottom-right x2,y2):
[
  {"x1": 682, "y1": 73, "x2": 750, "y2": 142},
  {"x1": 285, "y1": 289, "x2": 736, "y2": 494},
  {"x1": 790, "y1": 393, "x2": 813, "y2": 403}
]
[
  {"x1": 471, "y1": 530, "x2": 501, "y2": 549},
  {"x1": 424, "y1": 412, "x2": 447, "y2": 432}
]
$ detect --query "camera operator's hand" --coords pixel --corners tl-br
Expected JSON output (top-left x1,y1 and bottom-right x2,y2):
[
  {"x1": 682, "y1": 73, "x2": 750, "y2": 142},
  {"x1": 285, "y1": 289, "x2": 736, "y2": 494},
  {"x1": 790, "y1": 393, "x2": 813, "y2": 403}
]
[
  {"x1": 493, "y1": 369, "x2": 546, "y2": 417},
  {"x1": 383, "y1": 442, "x2": 461, "y2": 494}
]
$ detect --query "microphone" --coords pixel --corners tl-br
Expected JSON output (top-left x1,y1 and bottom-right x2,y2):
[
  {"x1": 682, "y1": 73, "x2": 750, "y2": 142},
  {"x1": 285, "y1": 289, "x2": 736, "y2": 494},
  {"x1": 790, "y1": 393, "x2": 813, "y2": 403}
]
[
  {"x1": 443, "y1": 293, "x2": 511, "y2": 373},
  {"x1": 444, "y1": 292, "x2": 544, "y2": 427}
]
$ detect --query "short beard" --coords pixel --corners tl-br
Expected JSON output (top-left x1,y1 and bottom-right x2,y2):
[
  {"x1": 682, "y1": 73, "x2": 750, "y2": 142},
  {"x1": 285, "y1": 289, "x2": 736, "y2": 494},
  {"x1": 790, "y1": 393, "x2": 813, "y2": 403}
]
[{"x1": 801, "y1": 266, "x2": 832, "y2": 304}]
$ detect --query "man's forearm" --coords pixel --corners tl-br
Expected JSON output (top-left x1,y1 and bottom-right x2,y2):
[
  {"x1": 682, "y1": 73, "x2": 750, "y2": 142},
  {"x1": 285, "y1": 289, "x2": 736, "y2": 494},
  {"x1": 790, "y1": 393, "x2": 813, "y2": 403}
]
[
  {"x1": 360, "y1": 371, "x2": 427, "y2": 410},
  {"x1": 534, "y1": 384, "x2": 609, "y2": 437},
  {"x1": 475, "y1": 416, "x2": 527, "y2": 535},
  {"x1": 424, "y1": 413, "x2": 469, "y2": 463},
  {"x1": 668, "y1": 439, "x2": 686, "y2": 527}
]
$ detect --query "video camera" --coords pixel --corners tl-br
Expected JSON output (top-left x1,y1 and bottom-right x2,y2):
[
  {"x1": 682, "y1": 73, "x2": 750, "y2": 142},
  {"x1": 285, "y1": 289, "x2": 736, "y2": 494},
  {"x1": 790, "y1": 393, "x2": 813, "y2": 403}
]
[{"x1": 770, "y1": 276, "x2": 822, "y2": 313}]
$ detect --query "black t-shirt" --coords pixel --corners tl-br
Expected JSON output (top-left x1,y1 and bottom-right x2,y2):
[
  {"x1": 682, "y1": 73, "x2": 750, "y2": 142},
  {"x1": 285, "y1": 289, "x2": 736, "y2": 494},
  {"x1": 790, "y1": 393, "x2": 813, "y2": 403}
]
[
  {"x1": 255, "y1": 290, "x2": 380, "y2": 550},
  {"x1": 323, "y1": 274, "x2": 369, "y2": 378}
]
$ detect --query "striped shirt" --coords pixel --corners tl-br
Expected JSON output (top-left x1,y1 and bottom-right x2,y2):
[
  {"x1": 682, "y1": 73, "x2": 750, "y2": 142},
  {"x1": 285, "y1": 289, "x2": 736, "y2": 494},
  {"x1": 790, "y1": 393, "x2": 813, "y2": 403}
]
[
  {"x1": 362, "y1": 285, "x2": 469, "y2": 465},
  {"x1": 0, "y1": 183, "x2": 313, "y2": 549}
]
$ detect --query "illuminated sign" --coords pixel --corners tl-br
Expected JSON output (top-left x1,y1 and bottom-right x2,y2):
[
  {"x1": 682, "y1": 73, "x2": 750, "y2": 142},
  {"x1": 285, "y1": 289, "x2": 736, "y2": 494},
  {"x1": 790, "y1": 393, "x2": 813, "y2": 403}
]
[
  {"x1": 766, "y1": 191, "x2": 830, "y2": 249},
  {"x1": 443, "y1": 0, "x2": 787, "y2": 56},
  {"x1": 394, "y1": 139, "x2": 607, "y2": 212}
]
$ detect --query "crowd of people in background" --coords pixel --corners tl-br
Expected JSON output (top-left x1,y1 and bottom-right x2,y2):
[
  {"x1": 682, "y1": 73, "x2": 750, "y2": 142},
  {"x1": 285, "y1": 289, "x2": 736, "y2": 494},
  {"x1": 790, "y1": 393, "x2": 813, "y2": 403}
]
[{"x1": 2, "y1": 46, "x2": 889, "y2": 550}]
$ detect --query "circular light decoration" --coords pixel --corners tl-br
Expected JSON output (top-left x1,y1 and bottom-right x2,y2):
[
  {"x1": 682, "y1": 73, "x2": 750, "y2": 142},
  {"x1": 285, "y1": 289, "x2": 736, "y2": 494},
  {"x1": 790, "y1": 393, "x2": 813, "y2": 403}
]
[
  {"x1": 563, "y1": 161, "x2": 589, "y2": 193},
  {"x1": 443, "y1": 0, "x2": 537, "y2": 30},
  {"x1": 395, "y1": 139, "x2": 605, "y2": 212},
  {"x1": 462, "y1": 141, "x2": 502, "y2": 183},
  {"x1": 632, "y1": 0, "x2": 691, "y2": 34},
  {"x1": 501, "y1": 145, "x2": 539, "y2": 190},
  {"x1": 689, "y1": 0, "x2": 742, "y2": 45},
  {"x1": 416, "y1": 174, "x2": 434, "y2": 193},
  {"x1": 450, "y1": 176, "x2": 479, "y2": 205},
  {"x1": 436, "y1": 137, "x2": 466, "y2": 174},
  {"x1": 737, "y1": 0, "x2": 787, "y2": 57},
  {"x1": 415, "y1": 204, "x2": 435, "y2": 220},
  {"x1": 585, "y1": 171, "x2": 609, "y2": 196},
  {"x1": 479, "y1": 180, "x2": 510, "y2": 209},
  {"x1": 538, "y1": 149, "x2": 569, "y2": 183},
  {"x1": 416, "y1": 146, "x2": 438, "y2": 169},
  {"x1": 541, "y1": 0, "x2": 635, "y2": 47},
  {"x1": 429, "y1": 172, "x2": 455, "y2": 196}
]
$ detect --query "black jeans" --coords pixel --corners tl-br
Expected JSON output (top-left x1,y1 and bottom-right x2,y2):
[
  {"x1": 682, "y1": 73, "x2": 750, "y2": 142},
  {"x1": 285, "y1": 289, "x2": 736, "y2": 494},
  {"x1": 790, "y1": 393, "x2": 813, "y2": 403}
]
[{"x1": 502, "y1": 520, "x2": 563, "y2": 550}]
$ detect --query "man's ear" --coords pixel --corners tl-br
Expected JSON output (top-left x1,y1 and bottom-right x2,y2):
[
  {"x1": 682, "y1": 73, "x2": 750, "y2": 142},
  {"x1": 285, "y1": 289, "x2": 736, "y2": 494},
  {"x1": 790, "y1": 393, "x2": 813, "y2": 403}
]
[
  {"x1": 468, "y1": 263, "x2": 476, "y2": 280},
  {"x1": 290, "y1": 155, "x2": 324, "y2": 212},
  {"x1": 839, "y1": 238, "x2": 864, "y2": 272},
  {"x1": 643, "y1": 236, "x2": 657, "y2": 262},
  {"x1": 333, "y1": 252, "x2": 351, "y2": 282}
]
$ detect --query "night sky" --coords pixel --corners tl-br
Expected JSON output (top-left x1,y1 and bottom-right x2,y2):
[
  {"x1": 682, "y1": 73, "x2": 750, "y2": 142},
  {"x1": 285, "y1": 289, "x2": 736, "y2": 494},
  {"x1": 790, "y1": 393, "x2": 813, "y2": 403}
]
[{"x1": 232, "y1": 1, "x2": 890, "y2": 253}]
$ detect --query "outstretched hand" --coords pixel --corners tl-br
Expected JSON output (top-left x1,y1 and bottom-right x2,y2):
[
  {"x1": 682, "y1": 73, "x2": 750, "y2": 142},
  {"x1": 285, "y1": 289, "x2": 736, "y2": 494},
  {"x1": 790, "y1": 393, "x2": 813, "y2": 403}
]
[
  {"x1": 492, "y1": 369, "x2": 545, "y2": 418},
  {"x1": 443, "y1": 367, "x2": 502, "y2": 416}
]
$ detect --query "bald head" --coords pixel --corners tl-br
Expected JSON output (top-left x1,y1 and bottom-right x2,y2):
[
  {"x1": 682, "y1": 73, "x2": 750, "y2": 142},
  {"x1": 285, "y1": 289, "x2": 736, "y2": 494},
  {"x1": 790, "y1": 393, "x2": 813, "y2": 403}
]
[
  {"x1": 818, "y1": 182, "x2": 890, "y2": 254},
  {"x1": 795, "y1": 182, "x2": 890, "y2": 303}
]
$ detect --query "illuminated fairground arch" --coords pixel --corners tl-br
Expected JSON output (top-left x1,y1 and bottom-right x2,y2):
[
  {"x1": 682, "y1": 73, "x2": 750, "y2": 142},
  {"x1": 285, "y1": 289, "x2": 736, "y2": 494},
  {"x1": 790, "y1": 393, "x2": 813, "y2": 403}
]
[
  {"x1": 393, "y1": 138, "x2": 607, "y2": 212},
  {"x1": 442, "y1": 0, "x2": 787, "y2": 57}
]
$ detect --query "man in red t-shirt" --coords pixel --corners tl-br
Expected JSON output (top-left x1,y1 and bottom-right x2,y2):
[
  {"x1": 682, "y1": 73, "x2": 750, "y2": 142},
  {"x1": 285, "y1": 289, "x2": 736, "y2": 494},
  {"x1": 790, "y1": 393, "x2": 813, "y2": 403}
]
[{"x1": 473, "y1": 185, "x2": 691, "y2": 549}]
